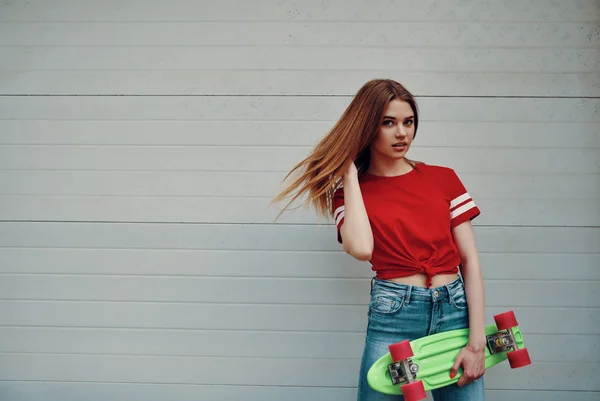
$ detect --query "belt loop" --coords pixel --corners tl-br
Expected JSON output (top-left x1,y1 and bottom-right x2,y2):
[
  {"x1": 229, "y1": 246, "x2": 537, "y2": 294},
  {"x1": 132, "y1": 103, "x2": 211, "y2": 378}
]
[
  {"x1": 444, "y1": 282, "x2": 452, "y2": 298},
  {"x1": 370, "y1": 277, "x2": 375, "y2": 295},
  {"x1": 404, "y1": 285, "x2": 412, "y2": 305},
  {"x1": 445, "y1": 274, "x2": 461, "y2": 299}
]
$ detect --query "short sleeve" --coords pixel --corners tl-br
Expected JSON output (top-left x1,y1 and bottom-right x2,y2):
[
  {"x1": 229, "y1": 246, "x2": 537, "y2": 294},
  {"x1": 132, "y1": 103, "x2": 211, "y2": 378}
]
[
  {"x1": 447, "y1": 169, "x2": 480, "y2": 229},
  {"x1": 332, "y1": 187, "x2": 345, "y2": 243}
]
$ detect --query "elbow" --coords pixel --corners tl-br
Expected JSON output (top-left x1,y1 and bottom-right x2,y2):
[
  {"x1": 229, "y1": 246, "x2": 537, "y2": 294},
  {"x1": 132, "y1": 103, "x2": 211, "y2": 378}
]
[
  {"x1": 353, "y1": 250, "x2": 373, "y2": 261},
  {"x1": 339, "y1": 224, "x2": 373, "y2": 261},
  {"x1": 344, "y1": 243, "x2": 373, "y2": 261}
]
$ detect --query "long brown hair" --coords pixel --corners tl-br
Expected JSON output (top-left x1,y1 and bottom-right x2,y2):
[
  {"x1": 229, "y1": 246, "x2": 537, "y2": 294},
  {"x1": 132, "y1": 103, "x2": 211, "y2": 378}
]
[{"x1": 271, "y1": 79, "x2": 420, "y2": 221}]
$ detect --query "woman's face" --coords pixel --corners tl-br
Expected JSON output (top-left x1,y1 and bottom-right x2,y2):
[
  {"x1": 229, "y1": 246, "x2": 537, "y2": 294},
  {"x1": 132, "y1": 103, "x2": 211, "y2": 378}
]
[{"x1": 370, "y1": 99, "x2": 416, "y2": 163}]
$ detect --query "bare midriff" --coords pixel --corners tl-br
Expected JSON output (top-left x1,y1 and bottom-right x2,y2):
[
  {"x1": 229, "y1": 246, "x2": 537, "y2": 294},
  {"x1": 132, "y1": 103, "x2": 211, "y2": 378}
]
[{"x1": 385, "y1": 272, "x2": 459, "y2": 288}]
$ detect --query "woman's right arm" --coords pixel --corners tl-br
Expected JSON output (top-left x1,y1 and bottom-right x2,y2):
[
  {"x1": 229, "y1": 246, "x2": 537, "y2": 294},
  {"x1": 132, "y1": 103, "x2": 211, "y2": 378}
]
[{"x1": 339, "y1": 162, "x2": 374, "y2": 261}]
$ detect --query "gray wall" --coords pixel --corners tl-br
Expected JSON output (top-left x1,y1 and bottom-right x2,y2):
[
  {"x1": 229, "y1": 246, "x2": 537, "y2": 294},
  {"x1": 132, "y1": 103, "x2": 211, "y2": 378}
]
[{"x1": 0, "y1": 1, "x2": 599, "y2": 400}]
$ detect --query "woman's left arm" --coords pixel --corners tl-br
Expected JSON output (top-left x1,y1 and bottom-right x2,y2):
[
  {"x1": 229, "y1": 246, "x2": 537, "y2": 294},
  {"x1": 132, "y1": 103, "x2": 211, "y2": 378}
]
[{"x1": 449, "y1": 220, "x2": 486, "y2": 386}]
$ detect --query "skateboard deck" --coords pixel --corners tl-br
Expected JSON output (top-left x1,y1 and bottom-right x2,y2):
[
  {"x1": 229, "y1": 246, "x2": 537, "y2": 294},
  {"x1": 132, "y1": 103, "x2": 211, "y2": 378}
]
[{"x1": 367, "y1": 311, "x2": 530, "y2": 400}]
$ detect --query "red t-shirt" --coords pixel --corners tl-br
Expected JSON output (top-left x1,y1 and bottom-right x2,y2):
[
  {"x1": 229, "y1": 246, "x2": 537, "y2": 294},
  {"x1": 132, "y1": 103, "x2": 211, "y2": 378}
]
[{"x1": 332, "y1": 163, "x2": 480, "y2": 287}]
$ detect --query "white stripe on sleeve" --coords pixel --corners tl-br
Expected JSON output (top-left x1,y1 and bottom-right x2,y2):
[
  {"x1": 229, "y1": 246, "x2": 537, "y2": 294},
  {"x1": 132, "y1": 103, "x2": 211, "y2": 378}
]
[
  {"x1": 334, "y1": 206, "x2": 345, "y2": 227},
  {"x1": 450, "y1": 193, "x2": 471, "y2": 209},
  {"x1": 450, "y1": 201, "x2": 476, "y2": 220}
]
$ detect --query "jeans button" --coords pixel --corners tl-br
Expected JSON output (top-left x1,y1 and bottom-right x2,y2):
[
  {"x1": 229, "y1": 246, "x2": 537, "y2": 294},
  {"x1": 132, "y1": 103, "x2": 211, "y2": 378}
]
[{"x1": 433, "y1": 291, "x2": 439, "y2": 298}]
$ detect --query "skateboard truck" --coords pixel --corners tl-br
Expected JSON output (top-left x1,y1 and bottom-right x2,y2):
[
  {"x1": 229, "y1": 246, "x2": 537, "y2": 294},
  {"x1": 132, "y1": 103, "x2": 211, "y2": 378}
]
[
  {"x1": 388, "y1": 358, "x2": 419, "y2": 385},
  {"x1": 486, "y1": 329, "x2": 517, "y2": 355},
  {"x1": 487, "y1": 310, "x2": 527, "y2": 356},
  {"x1": 384, "y1": 340, "x2": 428, "y2": 400}
]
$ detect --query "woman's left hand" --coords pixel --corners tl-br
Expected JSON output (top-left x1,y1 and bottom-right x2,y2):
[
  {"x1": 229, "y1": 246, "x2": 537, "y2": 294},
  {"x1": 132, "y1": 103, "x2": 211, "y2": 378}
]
[{"x1": 449, "y1": 342, "x2": 486, "y2": 387}]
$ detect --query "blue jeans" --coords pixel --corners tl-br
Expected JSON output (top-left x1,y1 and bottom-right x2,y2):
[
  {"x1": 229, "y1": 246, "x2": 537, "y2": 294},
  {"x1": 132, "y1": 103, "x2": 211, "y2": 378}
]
[{"x1": 357, "y1": 276, "x2": 484, "y2": 401}]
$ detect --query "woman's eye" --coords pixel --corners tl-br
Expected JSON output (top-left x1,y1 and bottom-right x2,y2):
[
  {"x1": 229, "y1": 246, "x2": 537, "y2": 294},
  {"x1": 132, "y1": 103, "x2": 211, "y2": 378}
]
[
  {"x1": 383, "y1": 120, "x2": 394, "y2": 126},
  {"x1": 404, "y1": 120, "x2": 413, "y2": 126}
]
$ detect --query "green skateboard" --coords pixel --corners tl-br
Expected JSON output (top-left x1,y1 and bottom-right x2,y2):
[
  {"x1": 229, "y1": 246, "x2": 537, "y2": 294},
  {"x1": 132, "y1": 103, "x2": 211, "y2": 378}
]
[{"x1": 367, "y1": 311, "x2": 531, "y2": 401}]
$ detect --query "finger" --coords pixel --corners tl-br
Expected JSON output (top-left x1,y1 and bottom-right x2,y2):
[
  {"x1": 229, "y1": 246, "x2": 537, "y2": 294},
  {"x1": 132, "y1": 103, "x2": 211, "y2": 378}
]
[
  {"x1": 458, "y1": 373, "x2": 475, "y2": 388},
  {"x1": 449, "y1": 356, "x2": 463, "y2": 378}
]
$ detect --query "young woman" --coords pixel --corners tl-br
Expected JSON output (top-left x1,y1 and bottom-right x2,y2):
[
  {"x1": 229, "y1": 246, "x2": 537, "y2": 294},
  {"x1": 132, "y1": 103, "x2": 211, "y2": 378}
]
[{"x1": 272, "y1": 79, "x2": 486, "y2": 400}]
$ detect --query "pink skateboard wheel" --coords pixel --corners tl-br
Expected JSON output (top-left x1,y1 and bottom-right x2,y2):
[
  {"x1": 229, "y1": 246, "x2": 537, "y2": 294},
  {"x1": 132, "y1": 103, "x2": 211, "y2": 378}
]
[
  {"x1": 401, "y1": 380, "x2": 426, "y2": 401},
  {"x1": 389, "y1": 340, "x2": 413, "y2": 362},
  {"x1": 507, "y1": 348, "x2": 531, "y2": 368},
  {"x1": 494, "y1": 311, "x2": 518, "y2": 330}
]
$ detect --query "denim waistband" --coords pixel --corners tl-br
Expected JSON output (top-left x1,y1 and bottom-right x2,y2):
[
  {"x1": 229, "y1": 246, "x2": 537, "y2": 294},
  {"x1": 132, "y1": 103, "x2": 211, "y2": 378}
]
[{"x1": 370, "y1": 275, "x2": 464, "y2": 303}]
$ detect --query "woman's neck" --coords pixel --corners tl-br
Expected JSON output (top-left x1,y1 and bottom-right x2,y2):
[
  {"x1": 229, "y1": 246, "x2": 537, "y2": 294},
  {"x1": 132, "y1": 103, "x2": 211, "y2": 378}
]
[{"x1": 367, "y1": 158, "x2": 413, "y2": 177}]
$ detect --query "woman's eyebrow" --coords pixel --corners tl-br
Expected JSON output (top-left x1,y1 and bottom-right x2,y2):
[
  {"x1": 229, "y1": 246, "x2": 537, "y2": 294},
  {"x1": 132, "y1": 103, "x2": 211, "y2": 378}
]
[{"x1": 383, "y1": 115, "x2": 414, "y2": 120}]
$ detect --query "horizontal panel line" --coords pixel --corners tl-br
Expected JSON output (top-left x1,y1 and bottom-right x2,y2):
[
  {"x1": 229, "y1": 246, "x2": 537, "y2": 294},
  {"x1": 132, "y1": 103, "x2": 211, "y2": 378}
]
[
  {"x1": 3, "y1": 93, "x2": 600, "y2": 98},
  {"x1": 0, "y1": 247, "x2": 595, "y2": 255},
  {"x1": 0, "y1": 299, "x2": 399, "y2": 307},
  {"x1": 4, "y1": 195, "x2": 600, "y2": 201},
  {"x1": 2, "y1": 20, "x2": 598, "y2": 25},
  {"x1": 1, "y1": 325, "x2": 598, "y2": 337},
  {"x1": 1, "y1": 144, "x2": 598, "y2": 149},
  {"x1": 4, "y1": 68, "x2": 599, "y2": 74},
  {"x1": 0, "y1": 274, "x2": 353, "y2": 280},
  {"x1": 2, "y1": 44, "x2": 599, "y2": 49},
  {"x1": 0, "y1": 273, "x2": 598, "y2": 281},
  {"x1": 0, "y1": 379, "x2": 342, "y2": 388},
  {"x1": 0, "y1": 379, "x2": 594, "y2": 392},
  {"x1": 2, "y1": 46, "x2": 598, "y2": 51},
  {"x1": 0, "y1": 192, "x2": 600, "y2": 199},
  {"x1": 2, "y1": 18, "x2": 598, "y2": 23},
  {"x1": 0, "y1": 383, "x2": 593, "y2": 396},
  {"x1": 3, "y1": 193, "x2": 598, "y2": 201},
  {"x1": 0, "y1": 194, "x2": 269, "y2": 198},
  {"x1": 1, "y1": 220, "x2": 599, "y2": 229},
  {"x1": 0, "y1": 247, "x2": 597, "y2": 256},
  {"x1": 0, "y1": 382, "x2": 594, "y2": 396},
  {"x1": 0, "y1": 324, "x2": 586, "y2": 336},
  {"x1": 1, "y1": 119, "x2": 598, "y2": 124},
  {"x1": 0, "y1": 274, "x2": 373, "y2": 279},
  {"x1": 0, "y1": 145, "x2": 598, "y2": 150},
  {"x1": 0, "y1": 351, "x2": 590, "y2": 364},
  {"x1": 1, "y1": 325, "x2": 597, "y2": 337},
  {"x1": 0, "y1": 379, "x2": 355, "y2": 390},
  {"x1": 1, "y1": 118, "x2": 597, "y2": 123},
  {"x1": 0, "y1": 247, "x2": 347, "y2": 253},
  {"x1": 0, "y1": 221, "x2": 339, "y2": 225},
  {"x1": 1, "y1": 300, "x2": 597, "y2": 309},
  {"x1": 0, "y1": 246, "x2": 336, "y2": 253},
  {"x1": 0, "y1": 220, "x2": 596, "y2": 228},
  {"x1": 0, "y1": 119, "x2": 593, "y2": 123},
  {"x1": 5, "y1": 69, "x2": 600, "y2": 74},
  {"x1": 3, "y1": 195, "x2": 600, "y2": 201},
  {"x1": 1, "y1": 169, "x2": 599, "y2": 176},
  {"x1": 0, "y1": 351, "x2": 359, "y2": 360},
  {"x1": 2, "y1": 89, "x2": 600, "y2": 94},
  {"x1": 0, "y1": 273, "x2": 598, "y2": 283},
  {"x1": 1, "y1": 299, "x2": 367, "y2": 306},
  {"x1": 1, "y1": 299, "x2": 598, "y2": 309},
  {"x1": 0, "y1": 324, "x2": 363, "y2": 334},
  {"x1": 0, "y1": 274, "x2": 365, "y2": 279}
]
